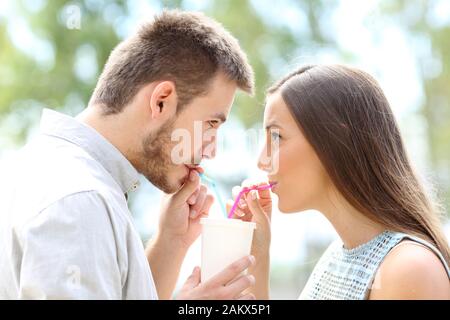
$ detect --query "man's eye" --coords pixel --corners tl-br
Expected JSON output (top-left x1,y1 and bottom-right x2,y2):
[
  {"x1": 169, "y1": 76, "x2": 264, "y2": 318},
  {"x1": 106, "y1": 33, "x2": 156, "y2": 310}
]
[{"x1": 207, "y1": 121, "x2": 218, "y2": 128}]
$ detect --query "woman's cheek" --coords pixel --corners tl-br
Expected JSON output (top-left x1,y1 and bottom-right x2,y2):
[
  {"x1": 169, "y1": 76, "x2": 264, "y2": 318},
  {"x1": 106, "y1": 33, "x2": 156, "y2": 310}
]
[
  {"x1": 278, "y1": 140, "x2": 319, "y2": 212},
  {"x1": 280, "y1": 141, "x2": 301, "y2": 179},
  {"x1": 276, "y1": 145, "x2": 299, "y2": 210}
]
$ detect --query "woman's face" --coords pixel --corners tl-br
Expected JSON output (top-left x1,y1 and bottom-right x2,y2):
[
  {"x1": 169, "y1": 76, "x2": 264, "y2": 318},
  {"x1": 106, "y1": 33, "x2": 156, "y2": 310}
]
[{"x1": 258, "y1": 91, "x2": 330, "y2": 213}]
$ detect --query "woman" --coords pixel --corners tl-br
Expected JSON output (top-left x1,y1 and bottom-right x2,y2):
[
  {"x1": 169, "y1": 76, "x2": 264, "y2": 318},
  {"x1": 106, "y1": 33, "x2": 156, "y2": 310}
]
[{"x1": 229, "y1": 64, "x2": 450, "y2": 299}]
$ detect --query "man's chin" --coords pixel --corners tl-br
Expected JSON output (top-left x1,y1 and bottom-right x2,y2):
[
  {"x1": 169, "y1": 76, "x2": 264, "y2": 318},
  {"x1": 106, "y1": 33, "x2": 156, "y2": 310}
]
[
  {"x1": 143, "y1": 174, "x2": 178, "y2": 194},
  {"x1": 161, "y1": 186, "x2": 178, "y2": 194},
  {"x1": 165, "y1": 181, "x2": 183, "y2": 194},
  {"x1": 154, "y1": 180, "x2": 180, "y2": 194},
  {"x1": 143, "y1": 165, "x2": 189, "y2": 194}
]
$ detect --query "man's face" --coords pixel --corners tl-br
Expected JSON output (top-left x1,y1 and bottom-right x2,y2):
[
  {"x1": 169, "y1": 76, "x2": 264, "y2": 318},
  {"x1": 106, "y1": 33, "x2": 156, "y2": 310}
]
[{"x1": 140, "y1": 72, "x2": 237, "y2": 193}]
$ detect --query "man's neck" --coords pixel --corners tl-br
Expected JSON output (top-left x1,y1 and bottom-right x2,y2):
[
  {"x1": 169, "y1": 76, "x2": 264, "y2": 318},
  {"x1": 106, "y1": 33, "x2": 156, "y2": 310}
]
[{"x1": 76, "y1": 106, "x2": 135, "y2": 162}]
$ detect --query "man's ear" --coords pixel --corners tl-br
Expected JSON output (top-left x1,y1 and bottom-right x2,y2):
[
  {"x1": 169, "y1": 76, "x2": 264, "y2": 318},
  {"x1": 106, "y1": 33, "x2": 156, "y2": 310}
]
[{"x1": 148, "y1": 81, "x2": 177, "y2": 120}]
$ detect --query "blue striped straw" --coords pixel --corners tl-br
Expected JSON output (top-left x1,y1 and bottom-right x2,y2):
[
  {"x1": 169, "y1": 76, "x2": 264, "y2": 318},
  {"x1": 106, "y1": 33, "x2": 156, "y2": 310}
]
[{"x1": 199, "y1": 173, "x2": 228, "y2": 218}]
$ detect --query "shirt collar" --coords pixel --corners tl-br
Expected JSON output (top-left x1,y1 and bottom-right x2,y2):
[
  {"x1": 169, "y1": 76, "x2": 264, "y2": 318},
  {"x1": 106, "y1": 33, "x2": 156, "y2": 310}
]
[{"x1": 39, "y1": 108, "x2": 140, "y2": 195}]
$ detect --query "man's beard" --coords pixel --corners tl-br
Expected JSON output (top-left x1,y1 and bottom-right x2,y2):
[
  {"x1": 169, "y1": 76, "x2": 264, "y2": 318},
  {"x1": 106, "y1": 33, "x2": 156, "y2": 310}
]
[{"x1": 139, "y1": 118, "x2": 180, "y2": 194}]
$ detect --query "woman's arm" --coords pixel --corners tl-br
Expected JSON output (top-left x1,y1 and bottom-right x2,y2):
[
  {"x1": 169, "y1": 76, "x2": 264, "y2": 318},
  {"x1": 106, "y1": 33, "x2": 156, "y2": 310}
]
[
  {"x1": 369, "y1": 242, "x2": 450, "y2": 300},
  {"x1": 247, "y1": 248, "x2": 271, "y2": 299},
  {"x1": 228, "y1": 186, "x2": 273, "y2": 299}
]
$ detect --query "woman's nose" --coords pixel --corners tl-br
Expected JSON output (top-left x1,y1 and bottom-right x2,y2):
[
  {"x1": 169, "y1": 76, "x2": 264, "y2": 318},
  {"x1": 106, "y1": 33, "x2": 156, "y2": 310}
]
[{"x1": 257, "y1": 148, "x2": 271, "y2": 172}]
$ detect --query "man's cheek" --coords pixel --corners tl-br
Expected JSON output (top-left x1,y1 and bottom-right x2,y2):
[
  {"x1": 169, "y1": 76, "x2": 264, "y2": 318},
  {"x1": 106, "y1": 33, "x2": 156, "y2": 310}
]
[
  {"x1": 202, "y1": 143, "x2": 215, "y2": 159},
  {"x1": 202, "y1": 130, "x2": 217, "y2": 159},
  {"x1": 170, "y1": 128, "x2": 192, "y2": 164}
]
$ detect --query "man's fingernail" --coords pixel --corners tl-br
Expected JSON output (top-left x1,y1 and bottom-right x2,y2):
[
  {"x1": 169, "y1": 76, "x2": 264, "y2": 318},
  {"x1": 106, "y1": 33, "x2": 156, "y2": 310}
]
[
  {"x1": 249, "y1": 255, "x2": 256, "y2": 265},
  {"x1": 250, "y1": 190, "x2": 257, "y2": 200},
  {"x1": 190, "y1": 210, "x2": 197, "y2": 218}
]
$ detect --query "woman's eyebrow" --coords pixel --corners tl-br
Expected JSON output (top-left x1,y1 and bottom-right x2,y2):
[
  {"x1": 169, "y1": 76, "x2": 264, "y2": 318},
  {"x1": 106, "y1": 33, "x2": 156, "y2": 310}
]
[{"x1": 265, "y1": 121, "x2": 281, "y2": 130}]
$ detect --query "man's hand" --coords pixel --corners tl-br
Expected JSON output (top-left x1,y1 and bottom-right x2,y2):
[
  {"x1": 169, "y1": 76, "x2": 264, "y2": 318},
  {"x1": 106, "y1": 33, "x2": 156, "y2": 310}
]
[
  {"x1": 146, "y1": 168, "x2": 215, "y2": 299},
  {"x1": 158, "y1": 169, "x2": 214, "y2": 248},
  {"x1": 176, "y1": 255, "x2": 256, "y2": 300}
]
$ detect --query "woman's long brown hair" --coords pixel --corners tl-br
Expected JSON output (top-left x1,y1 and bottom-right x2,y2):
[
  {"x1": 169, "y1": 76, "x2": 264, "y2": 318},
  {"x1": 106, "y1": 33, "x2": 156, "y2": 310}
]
[{"x1": 268, "y1": 64, "x2": 450, "y2": 265}]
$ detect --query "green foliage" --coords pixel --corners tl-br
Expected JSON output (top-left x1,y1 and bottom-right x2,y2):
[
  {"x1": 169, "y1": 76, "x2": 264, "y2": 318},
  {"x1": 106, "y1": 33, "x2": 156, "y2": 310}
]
[
  {"x1": 0, "y1": 0, "x2": 448, "y2": 213},
  {"x1": 0, "y1": 0, "x2": 336, "y2": 133},
  {"x1": 378, "y1": 0, "x2": 450, "y2": 214}
]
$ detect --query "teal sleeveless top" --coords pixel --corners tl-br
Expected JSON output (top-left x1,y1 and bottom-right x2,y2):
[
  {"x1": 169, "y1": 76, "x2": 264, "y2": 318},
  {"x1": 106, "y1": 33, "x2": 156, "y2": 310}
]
[{"x1": 299, "y1": 230, "x2": 450, "y2": 300}]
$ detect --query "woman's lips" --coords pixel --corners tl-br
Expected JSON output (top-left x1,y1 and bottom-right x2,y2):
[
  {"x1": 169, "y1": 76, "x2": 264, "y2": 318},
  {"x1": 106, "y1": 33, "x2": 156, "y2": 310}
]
[{"x1": 269, "y1": 180, "x2": 278, "y2": 191}]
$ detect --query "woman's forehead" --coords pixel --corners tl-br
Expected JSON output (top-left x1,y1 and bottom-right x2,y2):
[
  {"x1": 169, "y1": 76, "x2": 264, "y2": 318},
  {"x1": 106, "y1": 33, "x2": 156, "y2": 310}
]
[{"x1": 264, "y1": 92, "x2": 287, "y2": 124}]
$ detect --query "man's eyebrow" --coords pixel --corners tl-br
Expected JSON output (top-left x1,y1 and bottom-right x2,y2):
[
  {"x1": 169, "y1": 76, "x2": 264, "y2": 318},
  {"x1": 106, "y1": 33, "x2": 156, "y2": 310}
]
[{"x1": 210, "y1": 112, "x2": 227, "y2": 123}]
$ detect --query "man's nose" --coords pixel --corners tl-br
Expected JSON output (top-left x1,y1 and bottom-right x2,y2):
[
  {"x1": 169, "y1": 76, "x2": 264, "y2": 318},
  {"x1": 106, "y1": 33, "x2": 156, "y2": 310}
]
[{"x1": 202, "y1": 142, "x2": 216, "y2": 159}]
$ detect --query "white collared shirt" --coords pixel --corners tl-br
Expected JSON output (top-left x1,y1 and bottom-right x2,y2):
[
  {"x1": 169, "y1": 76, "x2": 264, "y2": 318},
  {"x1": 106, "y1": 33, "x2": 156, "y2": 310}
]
[{"x1": 0, "y1": 108, "x2": 158, "y2": 299}]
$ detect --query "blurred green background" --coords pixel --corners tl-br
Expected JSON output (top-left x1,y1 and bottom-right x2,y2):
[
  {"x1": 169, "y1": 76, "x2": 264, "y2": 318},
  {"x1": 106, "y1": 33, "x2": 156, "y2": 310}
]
[{"x1": 1, "y1": 0, "x2": 449, "y2": 299}]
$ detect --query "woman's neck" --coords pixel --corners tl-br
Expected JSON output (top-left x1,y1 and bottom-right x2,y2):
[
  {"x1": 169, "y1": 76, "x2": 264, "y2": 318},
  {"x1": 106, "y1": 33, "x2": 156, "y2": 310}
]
[{"x1": 318, "y1": 190, "x2": 387, "y2": 250}]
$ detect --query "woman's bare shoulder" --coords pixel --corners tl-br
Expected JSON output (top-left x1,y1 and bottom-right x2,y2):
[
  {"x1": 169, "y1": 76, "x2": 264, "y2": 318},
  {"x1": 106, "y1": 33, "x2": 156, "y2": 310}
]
[{"x1": 369, "y1": 240, "x2": 450, "y2": 300}]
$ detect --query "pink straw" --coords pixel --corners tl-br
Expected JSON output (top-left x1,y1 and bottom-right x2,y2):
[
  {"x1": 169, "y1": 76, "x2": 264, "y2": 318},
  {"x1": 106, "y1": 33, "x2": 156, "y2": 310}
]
[{"x1": 227, "y1": 183, "x2": 276, "y2": 218}]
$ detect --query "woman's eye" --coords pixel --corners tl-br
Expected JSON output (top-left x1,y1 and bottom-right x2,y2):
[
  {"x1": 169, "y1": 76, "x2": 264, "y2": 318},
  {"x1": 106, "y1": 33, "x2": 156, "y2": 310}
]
[{"x1": 270, "y1": 131, "x2": 281, "y2": 141}]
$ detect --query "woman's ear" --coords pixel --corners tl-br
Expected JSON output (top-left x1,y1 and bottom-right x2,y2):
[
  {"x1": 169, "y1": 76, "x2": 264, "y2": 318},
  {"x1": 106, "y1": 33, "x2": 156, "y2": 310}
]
[{"x1": 148, "y1": 80, "x2": 177, "y2": 120}]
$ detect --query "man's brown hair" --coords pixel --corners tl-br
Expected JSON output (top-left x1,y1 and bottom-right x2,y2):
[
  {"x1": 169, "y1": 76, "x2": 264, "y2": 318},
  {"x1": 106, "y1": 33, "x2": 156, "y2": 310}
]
[{"x1": 89, "y1": 9, "x2": 254, "y2": 115}]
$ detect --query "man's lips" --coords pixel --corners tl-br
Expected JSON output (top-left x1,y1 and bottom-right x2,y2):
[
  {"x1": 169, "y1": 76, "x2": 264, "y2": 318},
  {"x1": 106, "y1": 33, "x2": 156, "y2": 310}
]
[
  {"x1": 184, "y1": 164, "x2": 204, "y2": 174},
  {"x1": 181, "y1": 165, "x2": 202, "y2": 185},
  {"x1": 185, "y1": 164, "x2": 199, "y2": 169}
]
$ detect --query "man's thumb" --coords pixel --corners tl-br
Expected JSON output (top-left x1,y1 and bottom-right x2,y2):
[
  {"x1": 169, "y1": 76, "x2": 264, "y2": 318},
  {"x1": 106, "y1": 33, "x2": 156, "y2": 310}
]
[
  {"x1": 175, "y1": 170, "x2": 200, "y2": 201},
  {"x1": 183, "y1": 266, "x2": 201, "y2": 290}
]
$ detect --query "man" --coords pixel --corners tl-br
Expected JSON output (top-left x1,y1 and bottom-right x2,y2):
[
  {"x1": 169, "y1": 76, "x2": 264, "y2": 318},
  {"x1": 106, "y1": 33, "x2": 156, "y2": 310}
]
[{"x1": 0, "y1": 10, "x2": 256, "y2": 299}]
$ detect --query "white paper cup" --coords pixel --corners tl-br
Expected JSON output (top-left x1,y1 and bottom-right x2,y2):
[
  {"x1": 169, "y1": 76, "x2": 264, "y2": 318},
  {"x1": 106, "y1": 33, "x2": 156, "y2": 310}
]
[{"x1": 200, "y1": 218, "x2": 256, "y2": 283}]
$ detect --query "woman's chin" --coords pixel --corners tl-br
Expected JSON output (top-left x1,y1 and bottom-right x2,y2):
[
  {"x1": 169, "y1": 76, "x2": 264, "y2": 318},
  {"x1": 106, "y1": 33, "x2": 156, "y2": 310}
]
[
  {"x1": 277, "y1": 199, "x2": 309, "y2": 214},
  {"x1": 277, "y1": 202, "x2": 298, "y2": 214}
]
